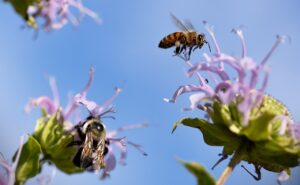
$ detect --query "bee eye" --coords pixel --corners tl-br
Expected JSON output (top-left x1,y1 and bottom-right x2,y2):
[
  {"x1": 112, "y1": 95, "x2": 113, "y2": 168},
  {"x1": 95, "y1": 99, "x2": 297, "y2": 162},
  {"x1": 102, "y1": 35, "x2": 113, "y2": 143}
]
[{"x1": 96, "y1": 124, "x2": 103, "y2": 131}]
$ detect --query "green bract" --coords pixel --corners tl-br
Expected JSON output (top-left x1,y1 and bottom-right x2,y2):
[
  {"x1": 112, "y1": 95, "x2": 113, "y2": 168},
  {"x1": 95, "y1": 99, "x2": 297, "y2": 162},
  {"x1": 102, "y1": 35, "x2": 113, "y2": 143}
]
[
  {"x1": 14, "y1": 111, "x2": 83, "y2": 184},
  {"x1": 15, "y1": 136, "x2": 41, "y2": 185},
  {"x1": 33, "y1": 111, "x2": 83, "y2": 174},
  {"x1": 179, "y1": 160, "x2": 216, "y2": 185},
  {"x1": 173, "y1": 95, "x2": 300, "y2": 173},
  {"x1": 4, "y1": 0, "x2": 39, "y2": 28}
]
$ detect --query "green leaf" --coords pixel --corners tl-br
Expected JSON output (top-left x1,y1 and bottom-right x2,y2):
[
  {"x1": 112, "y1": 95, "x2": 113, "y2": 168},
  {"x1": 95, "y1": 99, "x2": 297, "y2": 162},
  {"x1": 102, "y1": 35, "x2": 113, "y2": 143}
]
[
  {"x1": 15, "y1": 136, "x2": 41, "y2": 184},
  {"x1": 173, "y1": 118, "x2": 240, "y2": 151},
  {"x1": 179, "y1": 160, "x2": 216, "y2": 185}
]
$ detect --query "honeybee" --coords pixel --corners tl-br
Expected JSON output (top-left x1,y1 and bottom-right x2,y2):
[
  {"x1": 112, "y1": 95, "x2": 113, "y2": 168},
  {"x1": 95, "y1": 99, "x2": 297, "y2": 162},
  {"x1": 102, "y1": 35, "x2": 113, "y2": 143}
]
[
  {"x1": 71, "y1": 116, "x2": 108, "y2": 170},
  {"x1": 158, "y1": 14, "x2": 211, "y2": 58}
]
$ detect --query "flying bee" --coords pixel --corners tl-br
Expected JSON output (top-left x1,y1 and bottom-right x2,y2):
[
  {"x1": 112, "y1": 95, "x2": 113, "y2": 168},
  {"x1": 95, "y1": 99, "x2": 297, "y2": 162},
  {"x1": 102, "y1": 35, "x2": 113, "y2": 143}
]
[
  {"x1": 70, "y1": 116, "x2": 109, "y2": 171},
  {"x1": 158, "y1": 14, "x2": 211, "y2": 58}
]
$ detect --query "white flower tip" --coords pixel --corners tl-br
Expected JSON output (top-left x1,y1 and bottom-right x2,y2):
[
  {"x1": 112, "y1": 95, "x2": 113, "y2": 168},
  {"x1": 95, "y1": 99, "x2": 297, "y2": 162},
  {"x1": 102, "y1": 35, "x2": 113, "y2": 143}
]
[
  {"x1": 163, "y1": 98, "x2": 174, "y2": 103},
  {"x1": 203, "y1": 21, "x2": 214, "y2": 33},
  {"x1": 231, "y1": 28, "x2": 237, "y2": 34},
  {"x1": 276, "y1": 35, "x2": 285, "y2": 44},
  {"x1": 231, "y1": 28, "x2": 242, "y2": 35},
  {"x1": 277, "y1": 171, "x2": 290, "y2": 182},
  {"x1": 89, "y1": 67, "x2": 95, "y2": 75},
  {"x1": 27, "y1": 5, "x2": 38, "y2": 15},
  {"x1": 115, "y1": 87, "x2": 122, "y2": 93},
  {"x1": 231, "y1": 25, "x2": 246, "y2": 34},
  {"x1": 276, "y1": 35, "x2": 292, "y2": 45}
]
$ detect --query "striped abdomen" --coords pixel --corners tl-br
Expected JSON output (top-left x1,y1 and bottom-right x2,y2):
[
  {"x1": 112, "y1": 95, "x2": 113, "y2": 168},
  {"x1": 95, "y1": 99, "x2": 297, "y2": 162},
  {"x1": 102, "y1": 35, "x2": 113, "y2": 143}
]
[{"x1": 158, "y1": 32, "x2": 183, "y2": 48}]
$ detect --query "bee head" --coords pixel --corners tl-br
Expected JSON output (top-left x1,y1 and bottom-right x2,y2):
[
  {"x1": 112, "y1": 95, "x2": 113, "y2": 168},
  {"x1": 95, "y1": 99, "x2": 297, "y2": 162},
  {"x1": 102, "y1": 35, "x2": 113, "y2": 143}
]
[
  {"x1": 197, "y1": 34, "x2": 205, "y2": 47},
  {"x1": 198, "y1": 34, "x2": 211, "y2": 52},
  {"x1": 82, "y1": 117, "x2": 106, "y2": 138}
]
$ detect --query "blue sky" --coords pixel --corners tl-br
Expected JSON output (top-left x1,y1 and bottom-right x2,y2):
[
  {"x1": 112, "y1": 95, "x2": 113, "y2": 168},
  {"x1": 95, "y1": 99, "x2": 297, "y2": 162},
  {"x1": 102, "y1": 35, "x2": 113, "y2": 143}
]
[{"x1": 0, "y1": 0, "x2": 300, "y2": 185}]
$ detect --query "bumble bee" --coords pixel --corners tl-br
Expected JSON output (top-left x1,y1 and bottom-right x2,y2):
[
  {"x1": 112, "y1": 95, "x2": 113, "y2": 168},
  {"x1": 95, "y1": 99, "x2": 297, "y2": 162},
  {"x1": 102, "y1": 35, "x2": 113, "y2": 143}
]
[
  {"x1": 158, "y1": 14, "x2": 211, "y2": 58},
  {"x1": 70, "y1": 116, "x2": 109, "y2": 171}
]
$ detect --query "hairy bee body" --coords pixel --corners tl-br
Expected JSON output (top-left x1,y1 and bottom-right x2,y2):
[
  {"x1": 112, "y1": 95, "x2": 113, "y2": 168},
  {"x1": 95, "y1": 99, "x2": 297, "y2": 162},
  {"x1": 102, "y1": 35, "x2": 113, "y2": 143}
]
[
  {"x1": 71, "y1": 116, "x2": 108, "y2": 171},
  {"x1": 159, "y1": 31, "x2": 199, "y2": 48},
  {"x1": 158, "y1": 14, "x2": 211, "y2": 58}
]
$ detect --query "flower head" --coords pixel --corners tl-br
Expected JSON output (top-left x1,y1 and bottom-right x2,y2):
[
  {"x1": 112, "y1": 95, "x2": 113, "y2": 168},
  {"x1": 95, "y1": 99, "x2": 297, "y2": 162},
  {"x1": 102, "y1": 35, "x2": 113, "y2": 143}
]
[
  {"x1": 25, "y1": 68, "x2": 96, "y2": 123},
  {"x1": 167, "y1": 22, "x2": 300, "y2": 183},
  {"x1": 72, "y1": 76, "x2": 147, "y2": 179},
  {"x1": 23, "y1": 68, "x2": 147, "y2": 181},
  {"x1": 7, "y1": 0, "x2": 101, "y2": 30}
]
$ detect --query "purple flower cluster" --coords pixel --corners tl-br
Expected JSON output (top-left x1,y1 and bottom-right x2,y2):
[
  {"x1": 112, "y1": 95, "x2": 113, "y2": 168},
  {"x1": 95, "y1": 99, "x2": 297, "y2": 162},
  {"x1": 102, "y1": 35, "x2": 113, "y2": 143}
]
[
  {"x1": 25, "y1": 67, "x2": 146, "y2": 179},
  {"x1": 165, "y1": 23, "x2": 300, "y2": 182},
  {"x1": 26, "y1": 0, "x2": 101, "y2": 30},
  {"x1": 165, "y1": 22, "x2": 300, "y2": 140}
]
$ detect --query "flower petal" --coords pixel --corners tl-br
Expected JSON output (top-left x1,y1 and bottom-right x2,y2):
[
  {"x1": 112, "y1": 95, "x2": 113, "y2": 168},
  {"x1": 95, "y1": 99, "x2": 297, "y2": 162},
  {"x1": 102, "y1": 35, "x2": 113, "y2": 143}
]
[
  {"x1": 277, "y1": 171, "x2": 290, "y2": 183},
  {"x1": 24, "y1": 96, "x2": 56, "y2": 115},
  {"x1": 100, "y1": 150, "x2": 117, "y2": 179}
]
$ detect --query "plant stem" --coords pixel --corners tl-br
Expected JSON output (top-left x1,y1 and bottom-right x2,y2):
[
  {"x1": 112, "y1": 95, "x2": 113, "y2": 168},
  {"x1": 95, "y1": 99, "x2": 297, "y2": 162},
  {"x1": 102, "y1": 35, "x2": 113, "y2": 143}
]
[
  {"x1": 216, "y1": 141, "x2": 246, "y2": 185},
  {"x1": 216, "y1": 166, "x2": 233, "y2": 185}
]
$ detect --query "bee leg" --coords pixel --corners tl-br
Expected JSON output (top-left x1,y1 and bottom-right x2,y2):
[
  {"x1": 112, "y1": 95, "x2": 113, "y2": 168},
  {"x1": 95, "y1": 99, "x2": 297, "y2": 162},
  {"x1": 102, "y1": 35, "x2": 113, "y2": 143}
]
[
  {"x1": 211, "y1": 153, "x2": 228, "y2": 170},
  {"x1": 103, "y1": 146, "x2": 109, "y2": 156},
  {"x1": 73, "y1": 147, "x2": 93, "y2": 169},
  {"x1": 74, "y1": 123, "x2": 86, "y2": 141},
  {"x1": 172, "y1": 40, "x2": 181, "y2": 55},
  {"x1": 73, "y1": 147, "x2": 83, "y2": 167},
  {"x1": 174, "y1": 46, "x2": 181, "y2": 55},
  {"x1": 241, "y1": 164, "x2": 262, "y2": 181},
  {"x1": 179, "y1": 45, "x2": 186, "y2": 55},
  {"x1": 188, "y1": 46, "x2": 194, "y2": 57},
  {"x1": 193, "y1": 46, "x2": 198, "y2": 52},
  {"x1": 81, "y1": 156, "x2": 94, "y2": 169}
]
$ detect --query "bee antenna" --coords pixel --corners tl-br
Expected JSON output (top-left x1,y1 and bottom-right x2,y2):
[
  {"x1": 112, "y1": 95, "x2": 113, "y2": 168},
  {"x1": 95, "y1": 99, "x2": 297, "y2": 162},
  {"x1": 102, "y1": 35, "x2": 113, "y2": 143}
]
[
  {"x1": 101, "y1": 116, "x2": 116, "y2": 120},
  {"x1": 206, "y1": 41, "x2": 211, "y2": 52},
  {"x1": 98, "y1": 107, "x2": 116, "y2": 118}
]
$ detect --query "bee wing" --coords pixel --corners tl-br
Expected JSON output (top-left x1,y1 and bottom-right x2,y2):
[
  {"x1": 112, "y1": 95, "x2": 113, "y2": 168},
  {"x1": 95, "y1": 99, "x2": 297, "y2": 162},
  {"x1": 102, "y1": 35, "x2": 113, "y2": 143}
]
[
  {"x1": 93, "y1": 135, "x2": 106, "y2": 170},
  {"x1": 184, "y1": 19, "x2": 196, "y2": 31},
  {"x1": 170, "y1": 13, "x2": 194, "y2": 32},
  {"x1": 80, "y1": 133, "x2": 94, "y2": 168}
]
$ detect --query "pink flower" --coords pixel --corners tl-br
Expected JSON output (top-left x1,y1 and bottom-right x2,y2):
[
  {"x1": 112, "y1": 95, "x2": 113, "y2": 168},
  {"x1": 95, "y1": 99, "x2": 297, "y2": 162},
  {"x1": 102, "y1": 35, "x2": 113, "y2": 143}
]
[
  {"x1": 26, "y1": 0, "x2": 101, "y2": 30},
  {"x1": 100, "y1": 124, "x2": 148, "y2": 179},
  {"x1": 165, "y1": 22, "x2": 300, "y2": 183},
  {"x1": 165, "y1": 23, "x2": 284, "y2": 126},
  {"x1": 25, "y1": 68, "x2": 95, "y2": 122}
]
